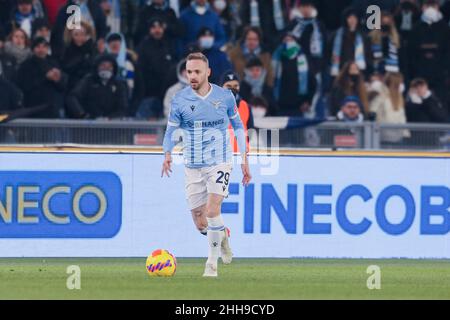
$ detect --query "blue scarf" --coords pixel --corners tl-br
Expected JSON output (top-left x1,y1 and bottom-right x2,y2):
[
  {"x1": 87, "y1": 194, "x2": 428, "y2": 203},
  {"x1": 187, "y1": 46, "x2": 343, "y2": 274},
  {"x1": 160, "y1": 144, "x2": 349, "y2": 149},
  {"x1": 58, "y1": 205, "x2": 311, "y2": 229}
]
[
  {"x1": 290, "y1": 18, "x2": 323, "y2": 58},
  {"x1": 250, "y1": 0, "x2": 285, "y2": 31},
  {"x1": 272, "y1": 42, "x2": 308, "y2": 101},
  {"x1": 78, "y1": 1, "x2": 95, "y2": 28},
  {"x1": 372, "y1": 36, "x2": 399, "y2": 73},
  {"x1": 331, "y1": 28, "x2": 366, "y2": 76}
]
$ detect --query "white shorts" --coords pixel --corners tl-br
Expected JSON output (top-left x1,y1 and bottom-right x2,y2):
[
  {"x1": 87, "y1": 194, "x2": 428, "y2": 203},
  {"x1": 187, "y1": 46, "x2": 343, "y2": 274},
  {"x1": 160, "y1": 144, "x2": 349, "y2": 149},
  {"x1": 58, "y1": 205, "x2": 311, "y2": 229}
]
[{"x1": 184, "y1": 162, "x2": 233, "y2": 210}]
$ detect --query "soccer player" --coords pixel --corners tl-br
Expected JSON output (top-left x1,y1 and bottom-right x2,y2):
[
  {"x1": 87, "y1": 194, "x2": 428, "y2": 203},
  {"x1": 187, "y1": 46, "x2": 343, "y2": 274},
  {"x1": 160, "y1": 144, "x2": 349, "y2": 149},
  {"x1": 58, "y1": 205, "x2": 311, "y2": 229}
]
[{"x1": 161, "y1": 52, "x2": 251, "y2": 277}]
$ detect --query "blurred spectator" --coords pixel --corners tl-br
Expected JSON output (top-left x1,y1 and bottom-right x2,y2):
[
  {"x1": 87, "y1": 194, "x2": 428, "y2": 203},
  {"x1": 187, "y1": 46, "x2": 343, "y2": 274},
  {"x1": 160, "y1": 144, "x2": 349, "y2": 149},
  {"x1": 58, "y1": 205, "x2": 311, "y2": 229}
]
[
  {"x1": 179, "y1": 0, "x2": 227, "y2": 52},
  {"x1": 248, "y1": 95, "x2": 269, "y2": 119},
  {"x1": 221, "y1": 70, "x2": 253, "y2": 152},
  {"x1": 0, "y1": 46, "x2": 18, "y2": 82},
  {"x1": 337, "y1": 96, "x2": 364, "y2": 123},
  {"x1": 106, "y1": 31, "x2": 136, "y2": 85},
  {"x1": 329, "y1": 7, "x2": 373, "y2": 79},
  {"x1": 0, "y1": 76, "x2": 23, "y2": 111},
  {"x1": 99, "y1": 0, "x2": 137, "y2": 39},
  {"x1": 52, "y1": 0, "x2": 108, "y2": 57},
  {"x1": 272, "y1": 33, "x2": 316, "y2": 116},
  {"x1": 286, "y1": 0, "x2": 327, "y2": 75},
  {"x1": 368, "y1": 72, "x2": 410, "y2": 143},
  {"x1": 210, "y1": 0, "x2": 240, "y2": 42},
  {"x1": 408, "y1": 0, "x2": 450, "y2": 108},
  {"x1": 61, "y1": 21, "x2": 96, "y2": 90},
  {"x1": 405, "y1": 77, "x2": 448, "y2": 122},
  {"x1": 4, "y1": 28, "x2": 32, "y2": 66},
  {"x1": 163, "y1": 58, "x2": 188, "y2": 118},
  {"x1": 6, "y1": 0, "x2": 48, "y2": 38},
  {"x1": 41, "y1": 0, "x2": 66, "y2": 27},
  {"x1": 368, "y1": 11, "x2": 400, "y2": 74},
  {"x1": 66, "y1": 54, "x2": 128, "y2": 118},
  {"x1": 134, "y1": 0, "x2": 183, "y2": 48},
  {"x1": 136, "y1": 17, "x2": 175, "y2": 118},
  {"x1": 226, "y1": 26, "x2": 274, "y2": 86},
  {"x1": 192, "y1": 27, "x2": 231, "y2": 84},
  {"x1": 240, "y1": 0, "x2": 288, "y2": 52},
  {"x1": 0, "y1": 1, "x2": 14, "y2": 31},
  {"x1": 394, "y1": 0, "x2": 421, "y2": 82},
  {"x1": 328, "y1": 61, "x2": 369, "y2": 116},
  {"x1": 313, "y1": 0, "x2": 354, "y2": 32},
  {"x1": 32, "y1": 18, "x2": 51, "y2": 41},
  {"x1": 240, "y1": 58, "x2": 276, "y2": 116},
  {"x1": 17, "y1": 37, "x2": 68, "y2": 118}
]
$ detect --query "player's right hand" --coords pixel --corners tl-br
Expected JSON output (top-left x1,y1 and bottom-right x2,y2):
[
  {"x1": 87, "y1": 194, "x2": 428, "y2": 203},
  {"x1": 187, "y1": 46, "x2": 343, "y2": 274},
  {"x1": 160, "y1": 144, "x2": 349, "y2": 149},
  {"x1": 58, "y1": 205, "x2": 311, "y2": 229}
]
[{"x1": 161, "y1": 153, "x2": 173, "y2": 178}]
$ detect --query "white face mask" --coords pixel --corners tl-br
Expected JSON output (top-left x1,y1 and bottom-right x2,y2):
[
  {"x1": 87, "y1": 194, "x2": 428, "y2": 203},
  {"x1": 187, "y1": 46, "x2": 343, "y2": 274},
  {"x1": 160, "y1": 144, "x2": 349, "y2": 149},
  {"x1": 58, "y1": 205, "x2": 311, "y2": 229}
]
[
  {"x1": 370, "y1": 80, "x2": 384, "y2": 92},
  {"x1": 199, "y1": 36, "x2": 214, "y2": 49},
  {"x1": 423, "y1": 7, "x2": 441, "y2": 23},
  {"x1": 214, "y1": 0, "x2": 226, "y2": 11},
  {"x1": 399, "y1": 83, "x2": 405, "y2": 94},
  {"x1": 252, "y1": 107, "x2": 267, "y2": 118}
]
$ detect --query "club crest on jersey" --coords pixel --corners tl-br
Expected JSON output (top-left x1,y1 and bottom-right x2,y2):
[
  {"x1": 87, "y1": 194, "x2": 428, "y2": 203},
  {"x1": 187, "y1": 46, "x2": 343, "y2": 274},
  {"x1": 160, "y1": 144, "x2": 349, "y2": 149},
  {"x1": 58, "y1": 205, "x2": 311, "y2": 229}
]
[{"x1": 211, "y1": 100, "x2": 222, "y2": 109}]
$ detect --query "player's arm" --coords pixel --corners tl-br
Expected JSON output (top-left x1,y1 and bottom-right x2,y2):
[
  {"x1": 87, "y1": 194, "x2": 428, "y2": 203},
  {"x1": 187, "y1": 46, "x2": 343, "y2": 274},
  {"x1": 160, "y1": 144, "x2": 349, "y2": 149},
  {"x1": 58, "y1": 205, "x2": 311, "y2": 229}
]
[
  {"x1": 161, "y1": 98, "x2": 181, "y2": 177},
  {"x1": 227, "y1": 92, "x2": 251, "y2": 186}
]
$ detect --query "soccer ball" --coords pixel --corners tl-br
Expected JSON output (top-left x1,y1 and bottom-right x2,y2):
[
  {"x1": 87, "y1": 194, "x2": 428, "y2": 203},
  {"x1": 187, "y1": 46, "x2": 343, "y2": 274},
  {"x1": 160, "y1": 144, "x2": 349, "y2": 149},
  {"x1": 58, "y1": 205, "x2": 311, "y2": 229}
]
[{"x1": 146, "y1": 249, "x2": 177, "y2": 277}]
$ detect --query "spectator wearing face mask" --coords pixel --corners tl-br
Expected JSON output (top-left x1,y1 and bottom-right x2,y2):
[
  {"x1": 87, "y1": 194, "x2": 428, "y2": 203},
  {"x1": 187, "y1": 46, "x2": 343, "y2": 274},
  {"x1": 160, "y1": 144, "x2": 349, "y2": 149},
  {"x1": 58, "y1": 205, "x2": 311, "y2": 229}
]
[
  {"x1": 211, "y1": 0, "x2": 238, "y2": 42},
  {"x1": 405, "y1": 77, "x2": 448, "y2": 122},
  {"x1": 134, "y1": 0, "x2": 183, "y2": 48},
  {"x1": 337, "y1": 96, "x2": 364, "y2": 123},
  {"x1": 240, "y1": 58, "x2": 276, "y2": 116},
  {"x1": 136, "y1": 17, "x2": 175, "y2": 119},
  {"x1": 368, "y1": 72, "x2": 410, "y2": 143},
  {"x1": 105, "y1": 32, "x2": 142, "y2": 107},
  {"x1": 408, "y1": 0, "x2": 450, "y2": 110},
  {"x1": 240, "y1": 0, "x2": 288, "y2": 52},
  {"x1": 227, "y1": 26, "x2": 274, "y2": 87},
  {"x1": 17, "y1": 37, "x2": 68, "y2": 118},
  {"x1": 286, "y1": 0, "x2": 327, "y2": 76},
  {"x1": 60, "y1": 21, "x2": 96, "y2": 91},
  {"x1": 272, "y1": 33, "x2": 317, "y2": 117},
  {"x1": 221, "y1": 70, "x2": 253, "y2": 153},
  {"x1": 66, "y1": 54, "x2": 128, "y2": 119},
  {"x1": 191, "y1": 27, "x2": 231, "y2": 85},
  {"x1": 328, "y1": 7, "x2": 373, "y2": 79},
  {"x1": 328, "y1": 61, "x2": 369, "y2": 117},
  {"x1": 179, "y1": 0, "x2": 227, "y2": 52},
  {"x1": 368, "y1": 11, "x2": 401, "y2": 74},
  {"x1": 3, "y1": 28, "x2": 32, "y2": 66},
  {"x1": 163, "y1": 58, "x2": 189, "y2": 119}
]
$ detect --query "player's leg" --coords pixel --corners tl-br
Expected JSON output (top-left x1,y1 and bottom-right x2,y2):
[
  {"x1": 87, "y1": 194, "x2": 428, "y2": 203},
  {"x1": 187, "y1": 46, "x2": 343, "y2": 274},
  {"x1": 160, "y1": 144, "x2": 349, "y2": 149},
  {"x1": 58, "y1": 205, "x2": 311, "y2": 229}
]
[
  {"x1": 191, "y1": 204, "x2": 208, "y2": 236},
  {"x1": 203, "y1": 193, "x2": 226, "y2": 277},
  {"x1": 202, "y1": 163, "x2": 234, "y2": 277}
]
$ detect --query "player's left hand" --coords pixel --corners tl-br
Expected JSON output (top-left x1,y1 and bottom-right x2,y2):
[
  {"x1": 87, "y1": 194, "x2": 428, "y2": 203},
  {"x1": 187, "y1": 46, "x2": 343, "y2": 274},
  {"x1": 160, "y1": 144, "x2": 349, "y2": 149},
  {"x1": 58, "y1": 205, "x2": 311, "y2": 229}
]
[{"x1": 241, "y1": 162, "x2": 251, "y2": 186}]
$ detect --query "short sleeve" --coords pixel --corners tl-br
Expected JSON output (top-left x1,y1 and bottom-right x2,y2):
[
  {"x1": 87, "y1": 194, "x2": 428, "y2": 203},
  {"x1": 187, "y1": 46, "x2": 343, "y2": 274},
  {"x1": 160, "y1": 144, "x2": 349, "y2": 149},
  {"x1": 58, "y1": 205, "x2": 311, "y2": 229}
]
[{"x1": 167, "y1": 96, "x2": 181, "y2": 127}]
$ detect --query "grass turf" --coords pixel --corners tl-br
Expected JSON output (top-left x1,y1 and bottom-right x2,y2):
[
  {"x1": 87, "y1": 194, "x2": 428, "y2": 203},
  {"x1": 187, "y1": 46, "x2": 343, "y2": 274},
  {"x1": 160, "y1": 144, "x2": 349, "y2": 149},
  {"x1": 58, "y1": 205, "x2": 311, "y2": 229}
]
[{"x1": 0, "y1": 258, "x2": 449, "y2": 299}]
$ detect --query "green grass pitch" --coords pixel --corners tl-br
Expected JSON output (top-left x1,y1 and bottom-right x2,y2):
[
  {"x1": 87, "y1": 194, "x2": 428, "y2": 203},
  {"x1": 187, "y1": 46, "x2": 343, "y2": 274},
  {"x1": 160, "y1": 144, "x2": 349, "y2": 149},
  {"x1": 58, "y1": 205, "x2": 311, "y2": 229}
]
[{"x1": 0, "y1": 258, "x2": 449, "y2": 299}]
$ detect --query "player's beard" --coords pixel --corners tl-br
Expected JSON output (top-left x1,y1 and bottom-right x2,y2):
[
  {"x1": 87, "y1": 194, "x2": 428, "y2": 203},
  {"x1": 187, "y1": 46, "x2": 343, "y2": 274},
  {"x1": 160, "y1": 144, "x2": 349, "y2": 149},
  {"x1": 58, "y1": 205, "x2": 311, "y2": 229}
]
[{"x1": 191, "y1": 78, "x2": 207, "y2": 92}]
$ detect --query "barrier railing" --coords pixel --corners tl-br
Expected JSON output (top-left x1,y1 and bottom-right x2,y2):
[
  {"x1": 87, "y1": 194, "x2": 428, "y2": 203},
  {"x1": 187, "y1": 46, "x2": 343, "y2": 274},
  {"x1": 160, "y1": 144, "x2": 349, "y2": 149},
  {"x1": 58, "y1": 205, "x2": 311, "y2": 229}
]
[{"x1": 1, "y1": 118, "x2": 449, "y2": 151}]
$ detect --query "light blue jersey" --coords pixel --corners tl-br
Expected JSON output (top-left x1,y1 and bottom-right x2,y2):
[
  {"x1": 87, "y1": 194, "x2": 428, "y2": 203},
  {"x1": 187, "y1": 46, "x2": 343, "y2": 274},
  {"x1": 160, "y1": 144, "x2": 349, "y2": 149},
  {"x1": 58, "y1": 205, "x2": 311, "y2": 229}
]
[{"x1": 163, "y1": 83, "x2": 246, "y2": 168}]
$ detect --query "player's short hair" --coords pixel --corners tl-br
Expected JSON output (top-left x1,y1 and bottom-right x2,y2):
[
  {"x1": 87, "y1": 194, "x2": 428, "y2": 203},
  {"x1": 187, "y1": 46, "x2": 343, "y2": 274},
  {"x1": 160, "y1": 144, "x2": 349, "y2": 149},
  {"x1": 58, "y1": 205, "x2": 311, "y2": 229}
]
[{"x1": 186, "y1": 52, "x2": 209, "y2": 68}]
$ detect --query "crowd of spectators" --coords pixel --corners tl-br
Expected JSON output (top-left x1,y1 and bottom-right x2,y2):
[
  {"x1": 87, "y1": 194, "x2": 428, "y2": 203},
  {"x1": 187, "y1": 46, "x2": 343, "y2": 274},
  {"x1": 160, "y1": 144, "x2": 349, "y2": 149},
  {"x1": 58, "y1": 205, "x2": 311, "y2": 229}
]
[{"x1": 0, "y1": 0, "x2": 449, "y2": 138}]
